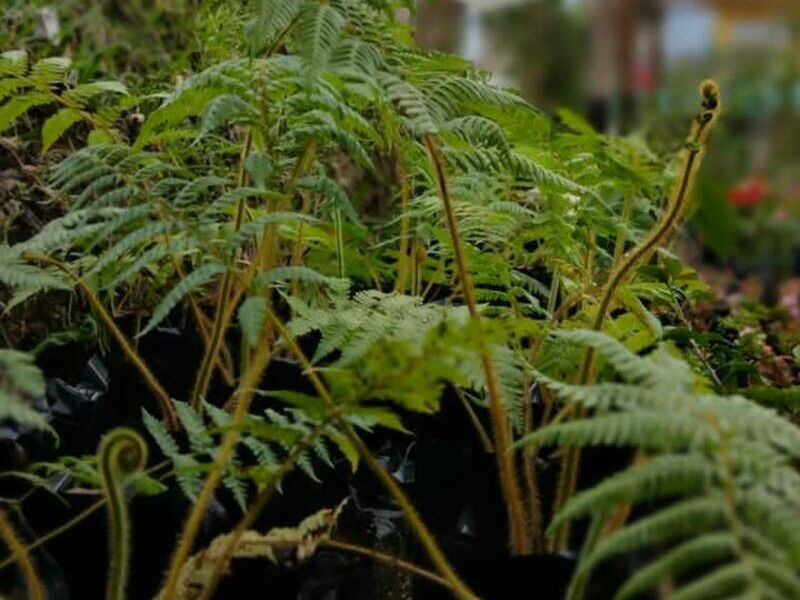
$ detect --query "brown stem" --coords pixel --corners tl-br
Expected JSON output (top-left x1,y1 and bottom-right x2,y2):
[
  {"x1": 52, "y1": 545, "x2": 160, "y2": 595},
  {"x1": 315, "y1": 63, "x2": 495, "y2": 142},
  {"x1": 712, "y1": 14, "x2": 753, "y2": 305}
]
[
  {"x1": 170, "y1": 254, "x2": 235, "y2": 386},
  {"x1": 322, "y1": 538, "x2": 452, "y2": 590},
  {"x1": 455, "y1": 388, "x2": 493, "y2": 454},
  {"x1": 522, "y1": 376, "x2": 543, "y2": 549},
  {"x1": 23, "y1": 252, "x2": 177, "y2": 429},
  {"x1": 265, "y1": 310, "x2": 480, "y2": 600},
  {"x1": 0, "y1": 509, "x2": 44, "y2": 600},
  {"x1": 423, "y1": 134, "x2": 530, "y2": 555}
]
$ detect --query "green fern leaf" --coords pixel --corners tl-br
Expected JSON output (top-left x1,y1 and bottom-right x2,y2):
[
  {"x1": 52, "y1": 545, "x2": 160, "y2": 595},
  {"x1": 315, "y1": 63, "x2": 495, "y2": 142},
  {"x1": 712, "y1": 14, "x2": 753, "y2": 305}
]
[
  {"x1": 552, "y1": 454, "x2": 715, "y2": 531},
  {"x1": 137, "y1": 262, "x2": 226, "y2": 338},
  {"x1": 667, "y1": 564, "x2": 749, "y2": 600},
  {"x1": 0, "y1": 350, "x2": 51, "y2": 430},
  {"x1": 239, "y1": 296, "x2": 268, "y2": 348},
  {"x1": 578, "y1": 495, "x2": 727, "y2": 578},
  {"x1": 41, "y1": 108, "x2": 83, "y2": 152},
  {"x1": 173, "y1": 401, "x2": 214, "y2": 453},
  {"x1": 246, "y1": 0, "x2": 302, "y2": 56},
  {"x1": 293, "y1": 4, "x2": 345, "y2": 71},
  {"x1": 0, "y1": 93, "x2": 51, "y2": 132},
  {"x1": 614, "y1": 533, "x2": 736, "y2": 600}
]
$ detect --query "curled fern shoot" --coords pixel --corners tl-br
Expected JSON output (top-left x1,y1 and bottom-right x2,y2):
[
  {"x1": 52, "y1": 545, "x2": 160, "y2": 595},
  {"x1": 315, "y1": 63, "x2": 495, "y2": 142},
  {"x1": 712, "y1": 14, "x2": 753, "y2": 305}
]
[
  {"x1": 551, "y1": 82, "x2": 722, "y2": 550},
  {"x1": 582, "y1": 80, "x2": 721, "y2": 379},
  {"x1": 98, "y1": 428, "x2": 148, "y2": 600}
]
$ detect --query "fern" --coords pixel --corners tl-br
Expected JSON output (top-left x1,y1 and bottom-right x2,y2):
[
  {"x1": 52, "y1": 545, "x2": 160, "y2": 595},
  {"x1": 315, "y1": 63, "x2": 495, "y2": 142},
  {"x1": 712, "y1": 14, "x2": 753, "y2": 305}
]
[
  {"x1": 246, "y1": 0, "x2": 303, "y2": 56},
  {"x1": 292, "y1": 3, "x2": 346, "y2": 72},
  {"x1": 2, "y1": 6, "x2": 782, "y2": 599},
  {"x1": 137, "y1": 261, "x2": 226, "y2": 338},
  {"x1": 0, "y1": 350, "x2": 51, "y2": 430},
  {"x1": 0, "y1": 51, "x2": 128, "y2": 149},
  {"x1": 518, "y1": 330, "x2": 800, "y2": 600},
  {"x1": 143, "y1": 398, "x2": 354, "y2": 504}
]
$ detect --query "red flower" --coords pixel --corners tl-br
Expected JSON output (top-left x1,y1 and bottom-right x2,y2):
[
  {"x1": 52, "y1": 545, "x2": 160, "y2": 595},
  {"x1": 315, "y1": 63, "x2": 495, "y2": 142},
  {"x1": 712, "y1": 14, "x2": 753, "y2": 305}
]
[{"x1": 727, "y1": 177, "x2": 769, "y2": 207}]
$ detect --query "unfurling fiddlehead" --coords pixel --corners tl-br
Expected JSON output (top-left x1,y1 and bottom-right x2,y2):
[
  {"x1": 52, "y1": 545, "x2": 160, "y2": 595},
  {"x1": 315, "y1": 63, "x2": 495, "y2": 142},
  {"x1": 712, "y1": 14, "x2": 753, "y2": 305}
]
[
  {"x1": 98, "y1": 428, "x2": 148, "y2": 600},
  {"x1": 551, "y1": 81, "x2": 722, "y2": 551}
]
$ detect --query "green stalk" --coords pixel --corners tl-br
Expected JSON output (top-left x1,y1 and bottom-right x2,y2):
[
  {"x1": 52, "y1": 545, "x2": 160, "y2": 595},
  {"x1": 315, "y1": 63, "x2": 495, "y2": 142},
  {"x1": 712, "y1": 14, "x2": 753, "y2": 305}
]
[
  {"x1": 161, "y1": 335, "x2": 274, "y2": 600},
  {"x1": 394, "y1": 170, "x2": 412, "y2": 293},
  {"x1": 334, "y1": 208, "x2": 346, "y2": 279},
  {"x1": 190, "y1": 131, "x2": 253, "y2": 410}
]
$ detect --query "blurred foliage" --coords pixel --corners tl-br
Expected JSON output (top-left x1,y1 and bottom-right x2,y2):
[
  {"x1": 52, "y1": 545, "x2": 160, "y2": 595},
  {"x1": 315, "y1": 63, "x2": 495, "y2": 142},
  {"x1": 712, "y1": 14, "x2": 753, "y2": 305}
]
[
  {"x1": 0, "y1": 0, "x2": 203, "y2": 85},
  {"x1": 485, "y1": 0, "x2": 586, "y2": 112}
]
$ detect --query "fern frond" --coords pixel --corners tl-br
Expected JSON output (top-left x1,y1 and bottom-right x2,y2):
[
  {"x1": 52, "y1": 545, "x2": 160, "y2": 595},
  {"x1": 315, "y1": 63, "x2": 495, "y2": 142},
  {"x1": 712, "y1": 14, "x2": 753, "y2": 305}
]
[
  {"x1": 246, "y1": 0, "x2": 302, "y2": 56},
  {"x1": 552, "y1": 454, "x2": 715, "y2": 532},
  {"x1": 0, "y1": 350, "x2": 51, "y2": 430},
  {"x1": 524, "y1": 331, "x2": 800, "y2": 598},
  {"x1": 614, "y1": 533, "x2": 736, "y2": 600},
  {"x1": 238, "y1": 296, "x2": 267, "y2": 348},
  {"x1": 0, "y1": 247, "x2": 70, "y2": 292},
  {"x1": 137, "y1": 262, "x2": 226, "y2": 338},
  {"x1": 578, "y1": 495, "x2": 727, "y2": 578},
  {"x1": 41, "y1": 108, "x2": 82, "y2": 152},
  {"x1": 293, "y1": 3, "x2": 345, "y2": 71}
]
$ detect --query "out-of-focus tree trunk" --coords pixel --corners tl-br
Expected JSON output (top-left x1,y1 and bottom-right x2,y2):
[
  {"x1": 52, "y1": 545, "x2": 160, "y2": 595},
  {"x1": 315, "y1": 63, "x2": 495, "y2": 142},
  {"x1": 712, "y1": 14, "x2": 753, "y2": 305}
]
[
  {"x1": 415, "y1": 0, "x2": 466, "y2": 54},
  {"x1": 586, "y1": 0, "x2": 662, "y2": 133}
]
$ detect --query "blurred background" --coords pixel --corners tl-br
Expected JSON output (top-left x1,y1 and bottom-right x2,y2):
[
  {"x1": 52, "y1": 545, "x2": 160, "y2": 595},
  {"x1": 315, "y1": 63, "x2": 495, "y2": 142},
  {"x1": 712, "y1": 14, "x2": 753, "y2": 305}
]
[
  {"x1": 2, "y1": 0, "x2": 799, "y2": 313},
  {"x1": 415, "y1": 0, "x2": 800, "y2": 314}
]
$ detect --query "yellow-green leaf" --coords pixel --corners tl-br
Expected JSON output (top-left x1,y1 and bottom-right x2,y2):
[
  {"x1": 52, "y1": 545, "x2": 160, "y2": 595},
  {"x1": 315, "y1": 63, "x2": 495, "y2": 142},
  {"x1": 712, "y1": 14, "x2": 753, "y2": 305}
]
[{"x1": 41, "y1": 107, "x2": 82, "y2": 152}]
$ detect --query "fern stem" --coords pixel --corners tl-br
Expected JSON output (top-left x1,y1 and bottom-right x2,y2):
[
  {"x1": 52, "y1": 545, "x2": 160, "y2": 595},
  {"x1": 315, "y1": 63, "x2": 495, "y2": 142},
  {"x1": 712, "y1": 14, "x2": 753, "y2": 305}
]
[
  {"x1": 394, "y1": 168, "x2": 412, "y2": 293},
  {"x1": 290, "y1": 190, "x2": 314, "y2": 302},
  {"x1": 564, "y1": 511, "x2": 607, "y2": 600},
  {"x1": 521, "y1": 377, "x2": 543, "y2": 548},
  {"x1": 161, "y1": 333, "x2": 274, "y2": 600},
  {"x1": 709, "y1": 414, "x2": 765, "y2": 598},
  {"x1": 190, "y1": 130, "x2": 253, "y2": 410},
  {"x1": 170, "y1": 254, "x2": 235, "y2": 386},
  {"x1": 423, "y1": 134, "x2": 530, "y2": 555},
  {"x1": 98, "y1": 428, "x2": 148, "y2": 600},
  {"x1": 0, "y1": 501, "x2": 104, "y2": 570},
  {"x1": 551, "y1": 81, "x2": 721, "y2": 551},
  {"x1": 611, "y1": 195, "x2": 633, "y2": 269},
  {"x1": 0, "y1": 508, "x2": 44, "y2": 600},
  {"x1": 456, "y1": 388, "x2": 494, "y2": 454},
  {"x1": 322, "y1": 538, "x2": 452, "y2": 590},
  {"x1": 190, "y1": 414, "x2": 340, "y2": 600},
  {"x1": 334, "y1": 208, "x2": 346, "y2": 279},
  {"x1": 264, "y1": 309, "x2": 481, "y2": 600},
  {"x1": 585, "y1": 80, "x2": 721, "y2": 370},
  {"x1": 23, "y1": 252, "x2": 178, "y2": 430},
  {"x1": 0, "y1": 461, "x2": 172, "y2": 571}
]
